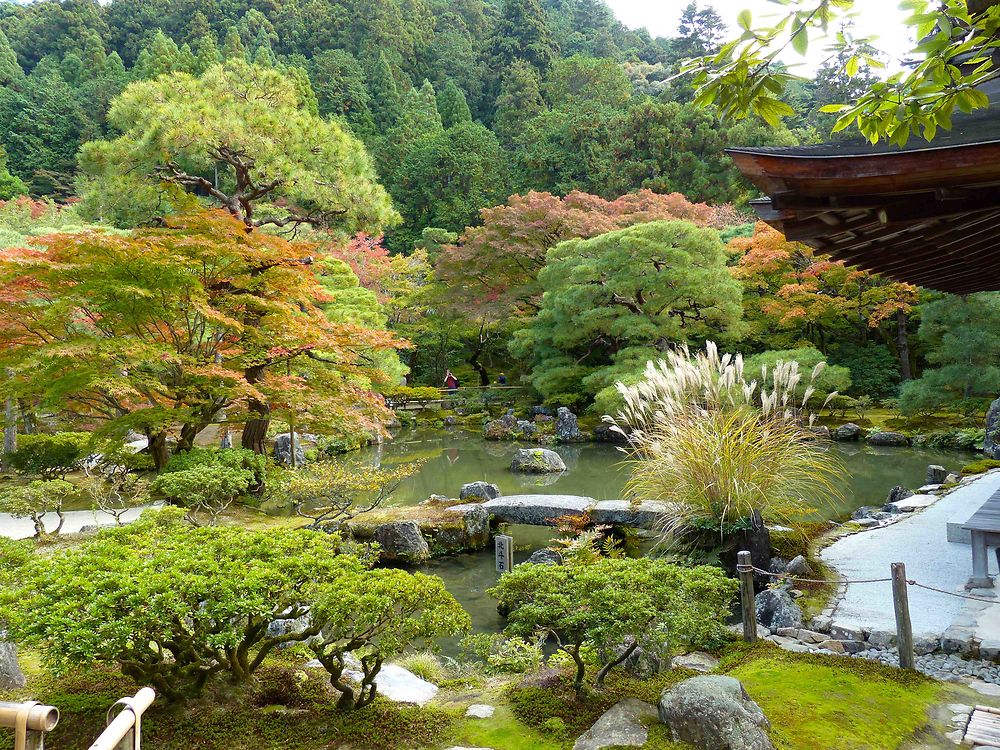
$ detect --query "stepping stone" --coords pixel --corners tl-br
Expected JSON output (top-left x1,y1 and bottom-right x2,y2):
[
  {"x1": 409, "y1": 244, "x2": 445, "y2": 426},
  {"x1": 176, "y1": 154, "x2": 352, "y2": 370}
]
[
  {"x1": 465, "y1": 704, "x2": 495, "y2": 719},
  {"x1": 885, "y1": 494, "x2": 937, "y2": 512},
  {"x1": 573, "y1": 698, "x2": 658, "y2": 750},
  {"x1": 343, "y1": 662, "x2": 438, "y2": 706},
  {"x1": 671, "y1": 651, "x2": 720, "y2": 673}
]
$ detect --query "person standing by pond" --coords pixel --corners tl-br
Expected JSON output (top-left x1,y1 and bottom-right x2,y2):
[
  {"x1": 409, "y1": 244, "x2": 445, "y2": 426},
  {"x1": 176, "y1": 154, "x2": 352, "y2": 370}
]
[
  {"x1": 443, "y1": 369, "x2": 459, "y2": 391},
  {"x1": 497, "y1": 372, "x2": 507, "y2": 386}
]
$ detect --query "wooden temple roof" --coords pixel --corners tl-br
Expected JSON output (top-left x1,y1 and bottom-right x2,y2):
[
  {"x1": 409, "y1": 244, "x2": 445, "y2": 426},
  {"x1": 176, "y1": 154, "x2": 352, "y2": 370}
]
[{"x1": 727, "y1": 97, "x2": 1000, "y2": 294}]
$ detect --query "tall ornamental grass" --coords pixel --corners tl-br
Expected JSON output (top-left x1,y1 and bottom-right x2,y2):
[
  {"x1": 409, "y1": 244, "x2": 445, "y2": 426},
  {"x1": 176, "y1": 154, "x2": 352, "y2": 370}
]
[{"x1": 610, "y1": 342, "x2": 844, "y2": 539}]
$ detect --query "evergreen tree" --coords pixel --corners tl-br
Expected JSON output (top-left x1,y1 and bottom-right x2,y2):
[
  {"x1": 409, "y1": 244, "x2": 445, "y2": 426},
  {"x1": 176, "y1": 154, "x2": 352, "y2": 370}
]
[
  {"x1": 142, "y1": 30, "x2": 182, "y2": 79},
  {"x1": 105, "y1": 52, "x2": 126, "y2": 78},
  {"x1": 81, "y1": 30, "x2": 107, "y2": 79},
  {"x1": 310, "y1": 49, "x2": 376, "y2": 136},
  {"x1": 437, "y1": 79, "x2": 472, "y2": 129},
  {"x1": 193, "y1": 33, "x2": 222, "y2": 75},
  {"x1": 486, "y1": 0, "x2": 558, "y2": 105},
  {"x1": 177, "y1": 43, "x2": 197, "y2": 74},
  {"x1": 0, "y1": 145, "x2": 27, "y2": 200},
  {"x1": 222, "y1": 27, "x2": 247, "y2": 62},
  {"x1": 186, "y1": 11, "x2": 213, "y2": 46},
  {"x1": 672, "y1": 2, "x2": 725, "y2": 61},
  {"x1": 0, "y1": 28, "x2": 24, "y2": 89},
  {"x1": 493, "y1": 60, "x2": 545, "y2": 148},
  {"x1": 367, "y1": 52, "x2": 403, "y2": 131},
  {"x1": 252, "y1": 29, "x2": 276, "y2": 67}
]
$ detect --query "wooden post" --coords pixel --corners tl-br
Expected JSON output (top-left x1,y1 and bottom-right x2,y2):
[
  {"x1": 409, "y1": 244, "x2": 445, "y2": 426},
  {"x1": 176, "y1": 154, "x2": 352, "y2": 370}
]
[
  {"x1": 891, "y1": 562, "x2": 915, "y2": 670},
  {"x1": 737, "y1": 550, "x2": 758, "y2": 643},
  {"x1": 495, "y1": 534, "x2": 513, "y2": 574}
]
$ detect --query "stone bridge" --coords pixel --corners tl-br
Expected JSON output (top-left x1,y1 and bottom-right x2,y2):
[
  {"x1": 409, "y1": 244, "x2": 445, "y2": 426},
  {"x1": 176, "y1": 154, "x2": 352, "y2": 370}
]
[{"x1": 447, "y1": 494, "x2": 672, "y2": 529}]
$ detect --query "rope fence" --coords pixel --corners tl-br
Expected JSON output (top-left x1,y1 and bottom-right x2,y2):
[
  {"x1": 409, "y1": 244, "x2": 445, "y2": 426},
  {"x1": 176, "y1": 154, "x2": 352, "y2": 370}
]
[{"x1": 735, "y1": 550, "x2": 1000, "y2": 672}]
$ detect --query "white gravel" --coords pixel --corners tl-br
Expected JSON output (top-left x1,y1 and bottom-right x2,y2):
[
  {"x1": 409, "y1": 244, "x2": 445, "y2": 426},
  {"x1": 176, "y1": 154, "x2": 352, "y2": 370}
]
[{"x1": 821, "y1": 471, "x2": 1000, "y2": 636}]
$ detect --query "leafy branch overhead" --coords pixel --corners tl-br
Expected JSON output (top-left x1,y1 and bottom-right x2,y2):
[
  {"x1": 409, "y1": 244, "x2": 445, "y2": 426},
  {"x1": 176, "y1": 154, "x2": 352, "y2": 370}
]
[{"x1": 684, "y1": 0, "x2": 1000, "y2": 145}]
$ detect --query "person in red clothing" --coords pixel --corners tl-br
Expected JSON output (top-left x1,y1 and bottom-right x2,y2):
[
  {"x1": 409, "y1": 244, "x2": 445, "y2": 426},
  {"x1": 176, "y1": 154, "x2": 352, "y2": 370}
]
[{"x1": 443, "y1": 369, "x2": 459, "y2": 391}]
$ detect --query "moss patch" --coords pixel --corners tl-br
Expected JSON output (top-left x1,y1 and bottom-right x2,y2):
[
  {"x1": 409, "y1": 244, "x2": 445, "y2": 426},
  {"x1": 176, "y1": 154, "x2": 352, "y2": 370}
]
[{"x1": 721, "y1": 645, "x2": 941, "y2": 750}]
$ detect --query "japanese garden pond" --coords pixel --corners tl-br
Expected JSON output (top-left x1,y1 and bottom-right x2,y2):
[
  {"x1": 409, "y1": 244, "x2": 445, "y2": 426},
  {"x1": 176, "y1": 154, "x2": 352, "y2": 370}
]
[{"x1": 356, "y1": 426, "x2": 977, "y2": 646}]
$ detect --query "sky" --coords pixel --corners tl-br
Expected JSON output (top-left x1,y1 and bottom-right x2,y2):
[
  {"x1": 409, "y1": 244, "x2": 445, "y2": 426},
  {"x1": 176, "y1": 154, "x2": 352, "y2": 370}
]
[{"x1": 605, "y1": 0, "x2": 916, "y2": 74}]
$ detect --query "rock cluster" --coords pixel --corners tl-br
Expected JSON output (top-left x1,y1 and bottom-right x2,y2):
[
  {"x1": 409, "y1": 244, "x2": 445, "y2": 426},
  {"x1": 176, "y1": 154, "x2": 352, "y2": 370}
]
[
  {"x1": 555, "y1": 407, "x2": 586, "y2": 442},
  {"x1": 273, "y1": 432, "x2": 306, "y2": 466},
  {"x1": 459, "y1": 481, "x2": 501, "y2": 501},
  {"x1": 866, "y1": 431, "x2": 909, "y2": 447}
]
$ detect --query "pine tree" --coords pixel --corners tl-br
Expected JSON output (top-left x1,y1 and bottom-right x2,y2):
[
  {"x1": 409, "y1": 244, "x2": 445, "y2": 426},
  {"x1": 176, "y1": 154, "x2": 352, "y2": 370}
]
[
  {"x1": 0, "y1": 28, "x2": 24, "y2": 89},
  {"x1": 105, "y1": 52, "x2": 126, "y2": 78},
  {"x1": 222, "y1": 27, "x2": 247, "y2": 62},
  {"x1": 81, "y1": 31, "x2": 107, "y2": 79},
  {"x1": 143, "y1": 30, "x2": 182, "y2": 78},
  {"x1": 186, "y1": 11, "x2": 213, "y2": 46},
  {"x1": 193, "y1": 33, "x2": 221, "y2": 75},
  {"x1": 367, "y1": 52, "x2": 403, "y2": 131},
  {"x1": 493, "y1": 60, "x2": 545, "y2": 148},
  {"x1": 437, "y1": 79, "x2": 472, "y2": 129},
  {"x1": 252, "y1": 28, "x2": 276, "y2": 67},
  {"x1": 487, "y1": 0, "x2": 557, "y2": 77},
  {"x1": 177, "y1": 43, "x2": 197, "y2": 74}
]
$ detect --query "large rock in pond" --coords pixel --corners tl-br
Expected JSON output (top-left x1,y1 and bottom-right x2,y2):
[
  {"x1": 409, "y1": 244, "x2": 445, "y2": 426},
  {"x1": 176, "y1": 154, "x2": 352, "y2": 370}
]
[
  {"x1": 511, "y1": 448, "x2": 566, "y2": 474},
  {"x1": 484, "y1": 411, "x2": 518, "y2": 441},
  {"x1": 885, "y1": 485, "x2": 913, "y2": 508},
  {"x1": 521, "y1": 548, "x2": 563, "y2": 566},
  {"x1": 555, "y1": 407, "x2": 586, "y2": 443},
  {"x1": 593, "y1": 423, "x2": 629, "y2": 445},
  {"x1": 986, "y1": 396, "x2": 1000, "y2": 459},
  {"x1": 755, "y1": 588, "x2": 803, "y2": 630},
  {"x1": 273, "y1": 432, "x2": 306, "y2": 466},
  {"x1": 659, "y1": 675, "x2": 775, "y2": 750},
  {"x1": 573, "y1": 698, "x2": 659, "y2": 750},
  {"x1": 0, "y1": 638, "x2": 25, "y2": 691},
  {"x1": 435, "y1": 504, "x2": 491, "y2": 551},
  {"x1": 374, "y1": 520, "x2": 430, "y2": 563},
  {"x1": 833, "y1": 423, "x2": 862, "y2": 441},
  {"x1": 866, "y1": 431, "x2": 909, "y2": 447},
  {"x1": 460, "y1": 481, "x2": 501, "y2": 501}
]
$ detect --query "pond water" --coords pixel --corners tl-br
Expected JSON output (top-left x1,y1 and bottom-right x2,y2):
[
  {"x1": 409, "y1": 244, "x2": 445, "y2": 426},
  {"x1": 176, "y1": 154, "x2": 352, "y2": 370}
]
[
  {"x1": 358, "y1": 426, "x2": 974, "y2": 521},
  {"x1": 355, "y1": 426, "x2": 977, "y2": 649}
]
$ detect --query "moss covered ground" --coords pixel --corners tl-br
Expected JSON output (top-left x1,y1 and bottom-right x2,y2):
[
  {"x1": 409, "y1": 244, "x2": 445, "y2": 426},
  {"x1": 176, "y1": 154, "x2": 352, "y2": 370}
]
[{"x1": 3, "y1": 639, "x2": 984, "y2": 750}]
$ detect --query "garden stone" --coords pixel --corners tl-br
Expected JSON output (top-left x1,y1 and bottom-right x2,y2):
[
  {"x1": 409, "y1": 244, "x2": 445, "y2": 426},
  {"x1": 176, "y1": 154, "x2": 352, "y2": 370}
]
[
  {"x1": 593, "y1": 423, "x2": 628, "y2": 445},
  {"x1": 484, "y1": 412, "x2": 518, "y2": 441},
  {"x1": 555, "y1": 407, "x2": 586, "y2": 442},
  {"x1": 810, "y1": 425, "x2": 831, "y2": 438},
  {"x1": 980, "y1": 639, "x2": 1000, "y2": 662},
  {"x1": 516, "y1": 420, "x2": 537, "y2": 439},
  {"x1": 344, "y1": 662, "x2": 438, "y2": 706},
  {"x1": 374, "y1": 521, "x2": 430, "y2": 564},
  {"x1": 914, "y1": 636, "x2": 939, "y2": 656},
  {"x1": 867, "y1": 431, "x2": 909, "y2": 447},
  {"x1": 510, "y1": 448, "x2": 566, "y2": 473},
  {"x1": 78, "y1": 524, "x2": 99, "y2": 534},
  {"x1": 769, "y1": 557, "x2": 788, "y2": 574},
  {"x1": 436, "y1": 505, "x2": 491, "y2": 551},
  {"x1": 460, "y1": 481, "x2": 501, "y2": 501},
  {"x1": 885, "y1": 493, "x2": 937, "y2": 513},
  {"x1": 785, "y1": 555, "x2": 813, "y2": 577},
  {"x1": 833, "y1": 423, "x2": 862, "y2": 441},
  {"x1": 755, "y1": 588, "x2": 803, "y2": 630},
  {"x1": 522, "y1": 548, "x2": 563, "y2": 566},
  {"x1": 867, "y1": 630, "x2": 896, "y2": 650},
  {"x1": 530, "y1": 406, "x2": 554, "y2": 418},
  {"x1": 885, "y1": 486, "x2": 913, "y2": 507},
  {"x1": 672, "y1": 651, "x2": 720, "y2": 673},
  {"x1": 273, "y1": 432, "x2": 306, "y2": 466},
  {"x1": 0, "y1": 638, "x2": 25, "y2": 691},
  {"x1": 574, "y1": 698, "x2": 658, "y2": 750},
  {"x1": 465, "y1": 704, "x2": 495, "y2": 719},
  {"x1": 927, "y1": 464, "x2": 948, "y2": 485},
  {"x1": 659, "y1": 675, "x2": 775, "y2": 750},
  {"x1": 985, "y1": 396, "x2": 1000, "y2": 459},
  {"x1": 267, "y1": 614, "x2": 311, "y2": 641},
  {"x1": 830, "y1": 624, "x2": 865, "y2": 642},
  {"x1": 817, "y1": 639, "x2": 845, "y2": 654}
]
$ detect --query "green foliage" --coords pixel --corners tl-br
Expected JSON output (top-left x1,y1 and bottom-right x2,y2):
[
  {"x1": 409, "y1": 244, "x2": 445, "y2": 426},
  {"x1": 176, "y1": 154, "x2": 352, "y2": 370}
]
[
  {"x1": 8, "y1": 431, "x2": 91, "y2": 479},
  {"x1": 310, "y1": 49, "x2": 375, "y2": 135},
  {"x1": 829, "y1": 344, "x2": 900, "y2": 399},
  {"x1": 151, "y1": 462, "x2": 255, "y2": 524},
  {"x1": 512, "y1": 221, "x2": 742, "y2": 405},
  {"x1": 961, "y1": 459, "x2": 1000, "y2": 475},
  {"x1": 2, "y1": 510, "x2": 465, "y2": 705},
  {"x1": 744, "y1": 347, "x2": 851, "y2": 400},
  {"x1": 77, "y1": 60, "x2": 397, "y2": 232},
  {"x1": 489, "y1": 557, "x2": 736, "y2": 696},
  {"x1": 0, "y1": 478, "x2": 76, "y2": 538},
  {"x1": 0, "y1": 145, "x2": 27, "y2": 200},
  {"x1": 436, "y1": 79, "x2": 472, "y2": 129},
  {"x1": 900, "y1": 293, "x2": 1000, "y2": 416},
  {"x1": 462, "y1": 633, "x2": 544, "y2": 674},
  {"x1": 911, "y1": 428, "x2": 984, "y2": 451}
]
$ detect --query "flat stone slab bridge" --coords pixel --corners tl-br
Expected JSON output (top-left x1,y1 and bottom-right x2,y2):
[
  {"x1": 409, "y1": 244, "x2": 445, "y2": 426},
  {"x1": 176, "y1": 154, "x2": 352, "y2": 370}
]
[{"x1": 447, "y1": 494, "x2": 672, "y2": 529}]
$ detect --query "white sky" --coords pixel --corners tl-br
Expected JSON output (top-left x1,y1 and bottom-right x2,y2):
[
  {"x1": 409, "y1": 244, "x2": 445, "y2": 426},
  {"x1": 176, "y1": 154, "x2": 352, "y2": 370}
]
[{"x1": 606, "y1": 0, "x2": 916, "y2": 73}]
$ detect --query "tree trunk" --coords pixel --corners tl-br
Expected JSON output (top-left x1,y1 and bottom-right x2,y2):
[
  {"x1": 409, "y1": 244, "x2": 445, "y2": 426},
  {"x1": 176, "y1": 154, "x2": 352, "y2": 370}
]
[
  {"x1": 896, "y1": 308, "x2": 912, "y2": 381},
  {"x1": 18, "y1": 400, "x2": 35, "y2": 435},
  {"x1": 242, "y1": 365, "x2": 270, "y2": 455},
  {"x1": 146, "y1": 430, "x2": 170, "y2": 471},
  {"x1": 3, "y1": 397, "x2": 16, "y2": 461}
]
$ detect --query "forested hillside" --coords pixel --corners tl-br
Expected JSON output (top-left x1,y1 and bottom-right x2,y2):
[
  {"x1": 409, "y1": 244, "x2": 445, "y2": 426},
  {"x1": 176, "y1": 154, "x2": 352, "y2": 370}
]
[{"x1": 0, "y1": 0, "x2": 829, "y2": 249}]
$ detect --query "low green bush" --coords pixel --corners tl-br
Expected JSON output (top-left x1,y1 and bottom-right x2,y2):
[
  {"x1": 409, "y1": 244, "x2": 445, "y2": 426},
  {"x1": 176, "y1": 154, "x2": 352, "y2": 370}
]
[
  {"x1": 8, "y1": 432, "x2": 91, "y2": 479},
  {"x1": 911, "y1": 428, "x2": 984, "y2": 451},
  {"x1": 962, "y1": 459, "x2": 1000, "y2": 475}
]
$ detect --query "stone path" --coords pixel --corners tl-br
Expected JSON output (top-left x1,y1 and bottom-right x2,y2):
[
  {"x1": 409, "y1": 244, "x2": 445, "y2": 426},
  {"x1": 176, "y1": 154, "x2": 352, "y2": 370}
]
[
  {"x1": 447, "y1": 495, "x2": 671, "y2": 528},
  {"x1": 822, "y1": 470, "x2": 1000, "y2": 641}
]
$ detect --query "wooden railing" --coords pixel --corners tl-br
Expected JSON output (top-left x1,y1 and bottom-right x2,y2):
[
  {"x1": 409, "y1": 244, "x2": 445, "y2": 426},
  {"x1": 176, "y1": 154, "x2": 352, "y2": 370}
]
[{"x1": 0, "y1": 688, "x2": 154, "y2": 750}]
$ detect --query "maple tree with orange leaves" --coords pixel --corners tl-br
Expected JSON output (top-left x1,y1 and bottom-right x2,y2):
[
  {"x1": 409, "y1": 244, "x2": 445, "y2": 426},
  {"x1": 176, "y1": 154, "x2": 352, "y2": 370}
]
[
  {"x1": 730, "y1": 223, "x2": 919, "y2": 376},
  {"x1": 0, "y1": 211, "x2": 401, "y2": 469}
]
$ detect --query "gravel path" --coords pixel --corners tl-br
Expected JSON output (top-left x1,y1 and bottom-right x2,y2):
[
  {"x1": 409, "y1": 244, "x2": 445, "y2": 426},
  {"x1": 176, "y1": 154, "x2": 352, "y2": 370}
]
[
  {"x1": 821, "y1": 471, "x2": 1000, "y2": 637},
  {"x1": 0, "y1": 507, "x2": 149, "y2": 540}
]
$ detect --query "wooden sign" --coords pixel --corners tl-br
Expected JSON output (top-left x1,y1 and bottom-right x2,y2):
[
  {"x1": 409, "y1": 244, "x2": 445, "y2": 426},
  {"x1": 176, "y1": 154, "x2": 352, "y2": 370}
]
[{"x1": 495, "y1": 534, "x2": 513, "y2": 573}]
